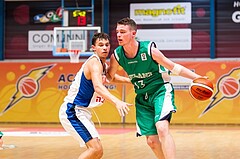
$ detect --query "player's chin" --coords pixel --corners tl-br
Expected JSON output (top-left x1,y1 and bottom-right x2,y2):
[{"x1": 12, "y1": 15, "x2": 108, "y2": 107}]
[
  {"x1": 118, "y1": 40, "x2": 123, "y2": 45},
  {"x1": 101, "y1": 53, "x2": 108, "y2": 58}
]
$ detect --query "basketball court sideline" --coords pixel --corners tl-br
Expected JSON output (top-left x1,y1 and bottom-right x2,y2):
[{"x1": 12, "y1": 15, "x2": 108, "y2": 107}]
[{"x1": 1, "y1": 123, "x2": 240, "y2": 159}]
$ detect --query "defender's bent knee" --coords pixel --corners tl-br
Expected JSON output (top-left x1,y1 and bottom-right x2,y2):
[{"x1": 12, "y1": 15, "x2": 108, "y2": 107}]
[{"x1": 86, "y1": 138, "x2": 103, "y2": 158}]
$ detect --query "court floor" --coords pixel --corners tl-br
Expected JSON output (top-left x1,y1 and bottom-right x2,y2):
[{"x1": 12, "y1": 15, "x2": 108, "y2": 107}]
[{"x1": 1, "y1": 123, "x2": 240, "y2": 159}]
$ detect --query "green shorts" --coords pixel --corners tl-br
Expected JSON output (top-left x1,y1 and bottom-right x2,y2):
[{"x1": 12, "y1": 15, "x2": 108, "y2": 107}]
[{"x1": 135, "y1": 83, "x2": 177, "y2": 136}]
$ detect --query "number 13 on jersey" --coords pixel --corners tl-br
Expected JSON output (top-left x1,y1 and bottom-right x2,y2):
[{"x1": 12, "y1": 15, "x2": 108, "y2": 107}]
[{"x1": 134, "y1": 80, "x2": 145, "y2": 89}]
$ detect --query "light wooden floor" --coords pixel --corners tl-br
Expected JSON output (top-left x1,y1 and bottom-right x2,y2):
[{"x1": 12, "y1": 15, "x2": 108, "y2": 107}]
[{"x1": 1, "y1": 124, "x2": 240, "y2": 159}]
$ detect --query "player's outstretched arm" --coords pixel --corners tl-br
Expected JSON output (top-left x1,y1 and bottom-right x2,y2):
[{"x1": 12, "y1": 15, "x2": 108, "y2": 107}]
[
  {"x1": 88, "y1": 58, "x2": 132, "y2": 116},
  {"x1": 151, "y1": 47, "x2": 202, "y2": 80}
]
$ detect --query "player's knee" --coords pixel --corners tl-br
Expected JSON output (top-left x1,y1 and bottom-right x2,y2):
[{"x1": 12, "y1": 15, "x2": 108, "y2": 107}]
[
  {"x1": 156, "y1": 121, "x2": 169, "y2": 138},
  {"x1": 91, "y1": 144, "x2": 103, "y2": 158},
  {"x1": 96, "y1": 146, "x2": 103, "y2": 158},
  {"x1": 146, "y1": 136, "x2": 160, "y2": 149},
  {"x1": 86, "y1": 138, "x2": 103, "y2": 158},
  {"x1": 157, "y1": 127, "x2": 167, "y2": 138}
]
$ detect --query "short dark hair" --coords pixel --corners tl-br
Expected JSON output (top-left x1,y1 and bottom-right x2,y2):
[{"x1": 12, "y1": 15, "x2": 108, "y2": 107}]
[
  {"x1": 117, "y1": 17, "x2": 137, "y2": 30},
  {"x1": 92, "y1": 32, "x2": 110, "y2": 45}
]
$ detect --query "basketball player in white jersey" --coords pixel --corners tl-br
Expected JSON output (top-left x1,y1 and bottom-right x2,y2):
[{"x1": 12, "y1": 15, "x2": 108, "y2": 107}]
[{"x1": 59, "y1": 33, "x2": 132, "y2": 159}]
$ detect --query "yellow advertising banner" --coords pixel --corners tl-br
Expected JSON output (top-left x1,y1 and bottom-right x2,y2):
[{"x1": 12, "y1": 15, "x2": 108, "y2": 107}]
[
  {"x1": 0, "y1": 62, "x2": 123, "y2": 123},
  {"x1": 122, "y1": 61, "x2": 240, "y2": 124},
  {"x1": 0, "y1": 61, "x2": 239, "y2": 124},
  {"x1": 171, "y1": 61, "x2": 240, "y2": 124}
]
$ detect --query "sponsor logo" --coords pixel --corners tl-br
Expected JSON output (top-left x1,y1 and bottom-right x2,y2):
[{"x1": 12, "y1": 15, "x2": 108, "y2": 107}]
[
  {"x1": 141, "y1": 53, "x2": 147, "y2": 61},
  {"x1": 0, "y1": 65, "x2": 55, "y2": 115},
  {"x1": 199, "y1": 67, "x2": 240, "y2": 117},
  {"x1": 33, "y1": 7, "x2": 62, "y2": 23}
]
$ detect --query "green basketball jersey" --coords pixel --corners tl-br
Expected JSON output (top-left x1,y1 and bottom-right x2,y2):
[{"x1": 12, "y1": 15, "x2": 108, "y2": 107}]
[{"x1": 114, "y1": 41, "x2": 169, "y2": 94}]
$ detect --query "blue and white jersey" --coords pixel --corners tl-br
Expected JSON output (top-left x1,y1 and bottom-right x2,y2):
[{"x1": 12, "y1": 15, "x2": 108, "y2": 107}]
[{"x1": 64, "y1": 54, "x2": 105, "y2": 108}]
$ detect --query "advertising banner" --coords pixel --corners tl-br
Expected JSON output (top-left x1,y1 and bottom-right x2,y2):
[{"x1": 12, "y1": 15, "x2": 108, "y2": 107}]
[
  {"x1": 130, "y1": 2, "x2": 191, "y2": 24},
  {"x1": 124, "y1": 61, "x2": 240, "y2": 124},
  {"x1": 0, "y1": 62, "x2": 123, "y2": 123},
  {"x1": 0, "y1": 61, "x2": 239, "y2": 124},
  {"x1": 172, "y1": 61, "x2": 240, "y2": 124}
]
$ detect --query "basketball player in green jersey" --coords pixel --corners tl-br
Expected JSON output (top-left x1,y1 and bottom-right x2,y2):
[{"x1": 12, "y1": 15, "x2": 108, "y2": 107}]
[{"x1": 107, "y1": 17, "x2": 202, "y2": 159}]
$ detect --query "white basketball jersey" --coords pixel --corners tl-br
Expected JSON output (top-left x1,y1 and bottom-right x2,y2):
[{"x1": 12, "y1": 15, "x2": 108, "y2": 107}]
[{"x1": 64, "y1": 54, "x2": 105, "y2": 108}]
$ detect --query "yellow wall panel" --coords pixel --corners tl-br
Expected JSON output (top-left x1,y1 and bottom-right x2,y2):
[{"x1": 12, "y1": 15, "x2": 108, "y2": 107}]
[{"x1": 0, "y1": 61, "x2": 239, "y2": 124}]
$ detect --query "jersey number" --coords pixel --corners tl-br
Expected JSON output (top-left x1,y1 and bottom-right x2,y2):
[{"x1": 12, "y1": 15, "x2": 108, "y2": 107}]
[
  {"x1": 134, "y1": 80, "x2": 145, "y2": 89},
  {"x1": 96, "y1": 96, "x2": 105, "y2": 103}
]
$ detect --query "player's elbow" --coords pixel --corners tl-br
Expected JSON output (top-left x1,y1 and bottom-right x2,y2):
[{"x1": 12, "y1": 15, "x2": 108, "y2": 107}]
[{"x1": 94, "y1": 84, "x2": 104, "y2": 94}]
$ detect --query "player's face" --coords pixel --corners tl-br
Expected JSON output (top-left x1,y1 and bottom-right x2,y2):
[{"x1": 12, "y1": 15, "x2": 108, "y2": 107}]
[
  {"x1": 92, "y1": 38, "x2": 110, "y2": 59},
  {"x1": 116, "y1": 24, "x2": 136, "y2": 46}
]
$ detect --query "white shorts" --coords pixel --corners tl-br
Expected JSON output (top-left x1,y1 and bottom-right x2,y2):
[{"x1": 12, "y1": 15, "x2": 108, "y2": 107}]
[{"x1": 59, "y1": 102, "x2": 100, "y2": 147}]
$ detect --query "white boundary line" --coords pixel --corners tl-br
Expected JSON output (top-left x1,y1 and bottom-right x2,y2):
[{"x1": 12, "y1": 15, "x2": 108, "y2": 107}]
[{"x1": 3, "y1": 131, "x2": 70, "y2": 137}]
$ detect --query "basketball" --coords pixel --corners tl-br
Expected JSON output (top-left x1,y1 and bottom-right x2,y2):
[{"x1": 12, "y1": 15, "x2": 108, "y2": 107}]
[{"x1": 189, "y1": 77, "x2": 214, "y2": 101}]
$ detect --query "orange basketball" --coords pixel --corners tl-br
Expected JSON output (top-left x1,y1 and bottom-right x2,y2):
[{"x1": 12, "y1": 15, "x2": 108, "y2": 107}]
[{"x1": 189, "y1": 77, "x2": 214, "y2": 101}]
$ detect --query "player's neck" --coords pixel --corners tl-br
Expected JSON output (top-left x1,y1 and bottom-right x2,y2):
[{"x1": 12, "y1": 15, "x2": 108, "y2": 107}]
[
  {"x1": 124, "y1": 40, "x2": 138, "y2": 58},
  {"x1": 100, "y1": 57, "x2": 106, "y2": 63}
]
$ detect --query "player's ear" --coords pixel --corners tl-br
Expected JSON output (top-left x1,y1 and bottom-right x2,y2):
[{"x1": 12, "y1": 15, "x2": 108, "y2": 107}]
[
  {"x1": 91, "y1": 45, "x2": 96, "y2": 51},
  {"x1": 132, "y1": 30, "x2": 136, "y2": 36}
]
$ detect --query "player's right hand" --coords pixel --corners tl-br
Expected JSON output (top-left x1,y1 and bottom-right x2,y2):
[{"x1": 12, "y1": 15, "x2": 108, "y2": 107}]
[{"x1": 115, "y1": 101, "x2": 132, "y2": 116}]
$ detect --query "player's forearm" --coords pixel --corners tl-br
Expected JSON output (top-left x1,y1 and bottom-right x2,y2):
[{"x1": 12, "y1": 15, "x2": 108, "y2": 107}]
[
  {"x1": 170, "y1": 63, "x2": 201, "y2": 80},
  {"x1": 179, "y1": 66, "x2": 201, "y2": 80},
  {"x1": 94, "y1": 84, "x2": 119, "y2": 105},
  {"x1": 112, "y1": 74, "x2": 131, "y2": 83}
]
